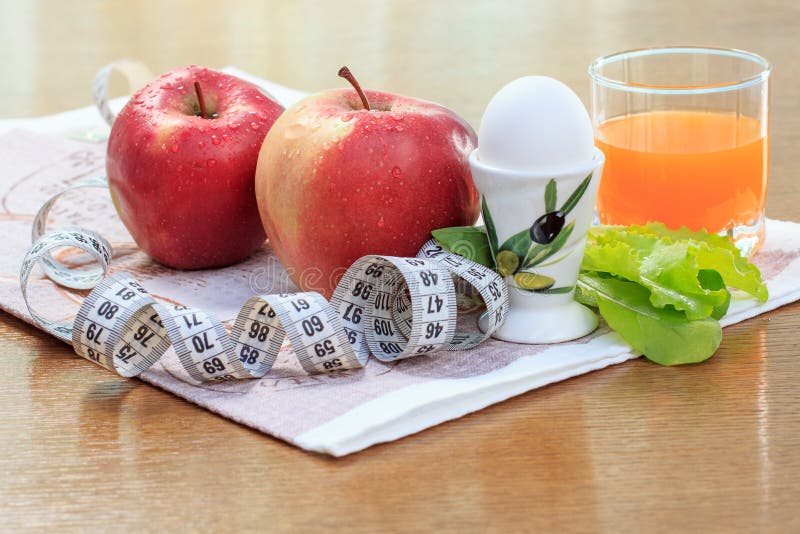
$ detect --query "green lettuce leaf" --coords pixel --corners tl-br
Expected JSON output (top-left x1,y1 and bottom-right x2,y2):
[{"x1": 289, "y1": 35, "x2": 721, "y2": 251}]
[
  {"x1": 583, "y1": 223, "x2": 766, "y2": 320},
  {"x1": 582, "y1": 237, "x2": 728, "y2": 320},
  {"x1": 431, "y1": 226, "x2": 495, "y2": 270},
  {"x1": 588, "y1": 223, "x2": 767, "y2": 302},
  {"x1": 577, "y1": 273, "x2": 722, "y2": 365},
  {"x1": 697, "y1": 269, "x2": 730, "y2": 320}
]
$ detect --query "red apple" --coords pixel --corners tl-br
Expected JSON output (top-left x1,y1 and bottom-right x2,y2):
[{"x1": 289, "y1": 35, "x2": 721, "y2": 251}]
[
  {"x1": 255, "y1": 67, "x2": 479, "y2": 298},
  {"x1": 107, "y1": 65, "x2": 284, "y2": 269}
]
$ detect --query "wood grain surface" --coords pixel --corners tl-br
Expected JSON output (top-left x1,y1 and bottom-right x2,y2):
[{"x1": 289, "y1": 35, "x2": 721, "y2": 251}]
[{"x1": 1, "y1": 1, "x2": 799, "y2": 531}]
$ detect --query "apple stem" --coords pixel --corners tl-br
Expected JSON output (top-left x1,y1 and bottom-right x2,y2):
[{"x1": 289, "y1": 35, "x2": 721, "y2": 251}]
[
  {"x1": 338, "y1": 66, "x2": 371, "y2": 111},
  {"x1": 194, "y1": 81, "x2": 208, "y2": 119}
]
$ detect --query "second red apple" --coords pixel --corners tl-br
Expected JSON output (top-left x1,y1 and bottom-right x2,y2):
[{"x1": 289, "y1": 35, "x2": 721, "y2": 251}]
[{"x1": 255, "y1": 68, "x2": 480, "y2": 297}]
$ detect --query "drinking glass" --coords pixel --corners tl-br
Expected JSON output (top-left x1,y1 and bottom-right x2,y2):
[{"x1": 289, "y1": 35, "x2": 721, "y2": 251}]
[{"x1": 589, "y1": 46, "x2": 770, "y2": 255}]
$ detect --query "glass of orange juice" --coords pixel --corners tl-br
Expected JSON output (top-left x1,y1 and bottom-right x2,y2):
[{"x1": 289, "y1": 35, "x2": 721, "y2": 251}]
[{"x1": 589, "y1": 46, "x2": 770, "y2": 255}]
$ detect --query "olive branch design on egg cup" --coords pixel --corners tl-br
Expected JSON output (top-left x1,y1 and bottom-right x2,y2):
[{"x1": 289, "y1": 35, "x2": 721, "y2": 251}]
[{"x1": 487, "y1": 172, "x2": 593, "y2": 294}]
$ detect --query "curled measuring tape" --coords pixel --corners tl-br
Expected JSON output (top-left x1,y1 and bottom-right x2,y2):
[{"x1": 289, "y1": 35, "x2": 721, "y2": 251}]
[
  {"x1": 21, "y1": 177, "x2": 509, "y2": 384},
  {"x1": 92, "y1": 59, "x2": 155, "y2": 126}
]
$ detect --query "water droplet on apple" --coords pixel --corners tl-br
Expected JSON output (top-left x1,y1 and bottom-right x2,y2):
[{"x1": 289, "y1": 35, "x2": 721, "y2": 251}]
[
  {"x1": 212, "y1": 136, "x2": 221, "y2": 146},
  {"x1": 395, "y1": 125, "x2": 405, "y2": 132},
  {"x1": 229, "y1": 122, "x2": 240, "y2": 130},
  {"x1": 377, "y1": 216, "x2": 385, "y2": 228},
  {"x1": 250, "y1": 122, "x2": 260, "y2": 130},
  {"x1": 177, "y1": 164, "x2": 184, "y2": 172},
  {"x1": 390, "y1": 112, "x2": 404, "y2": 121},
  {"x1": 341, "y1": 113, "x2": 353, "y2": 122},
  {"x1": 284, "y1": 123, "x2": 306, "y2": 139},
  {"x1": 391, "y1": 166, "x2": 402, "y2": 178},
  {"x1": 171, "y1": 143, "x2": 179, "y2": 153},
  {"x1": 198, "y1": 141, "x2": 205, "y2": 148},
  {"x1": 207, "y1": 159, "x2": 217, "y2": 168}
]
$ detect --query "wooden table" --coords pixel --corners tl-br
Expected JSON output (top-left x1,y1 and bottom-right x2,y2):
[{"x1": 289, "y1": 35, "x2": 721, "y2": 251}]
[{"x1": 2, "y1": 1, "x2": 799, "y2": 531}]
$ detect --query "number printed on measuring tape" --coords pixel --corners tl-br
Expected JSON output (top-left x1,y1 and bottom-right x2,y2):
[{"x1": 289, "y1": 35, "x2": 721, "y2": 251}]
[{"x1": 20, "y1": 175, "x2": 509, "y2": 383}]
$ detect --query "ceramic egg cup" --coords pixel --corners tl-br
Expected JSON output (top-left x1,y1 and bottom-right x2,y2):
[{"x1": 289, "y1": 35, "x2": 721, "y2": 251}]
[{"x1": 471, "y1": 148, "x2": 605, "y2": 344}]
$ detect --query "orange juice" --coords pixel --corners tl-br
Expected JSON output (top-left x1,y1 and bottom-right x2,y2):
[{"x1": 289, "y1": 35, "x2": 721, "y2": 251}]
[{"x1": 595, "y1": 111, "x2": 768, "y2": 240}]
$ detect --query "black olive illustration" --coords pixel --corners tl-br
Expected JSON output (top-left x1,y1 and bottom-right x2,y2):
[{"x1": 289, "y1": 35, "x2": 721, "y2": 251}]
[{"x1": 530, "y1": 210, "x2": 565, "y2": 244}]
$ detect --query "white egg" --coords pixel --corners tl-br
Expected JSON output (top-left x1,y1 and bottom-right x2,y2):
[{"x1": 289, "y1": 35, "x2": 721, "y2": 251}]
[{"x1": 478, "y1": 76, "x2": 595, "y2": 172}]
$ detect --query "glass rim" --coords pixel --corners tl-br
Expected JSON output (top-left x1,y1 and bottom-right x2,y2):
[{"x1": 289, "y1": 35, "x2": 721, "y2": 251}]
[{"x1": 588, "y1": 46, "x2": 771, "y2": 95}]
